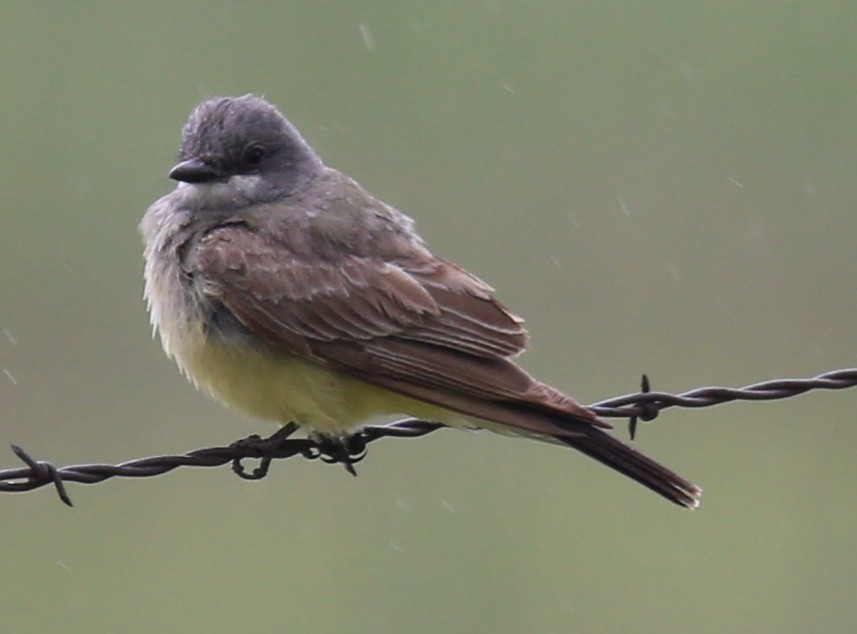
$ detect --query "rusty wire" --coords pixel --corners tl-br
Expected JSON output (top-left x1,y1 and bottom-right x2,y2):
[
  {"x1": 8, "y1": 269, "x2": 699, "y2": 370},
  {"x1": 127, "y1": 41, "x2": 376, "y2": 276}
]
[{"x1": 1, "y1": 367, "x2": 855, "y2": 506}]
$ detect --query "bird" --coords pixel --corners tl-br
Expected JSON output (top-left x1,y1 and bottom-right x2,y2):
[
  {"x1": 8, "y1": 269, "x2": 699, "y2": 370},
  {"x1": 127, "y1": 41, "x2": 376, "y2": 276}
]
[{"x1": 140, "y1": 94, "x2": 700, "y2": 508}]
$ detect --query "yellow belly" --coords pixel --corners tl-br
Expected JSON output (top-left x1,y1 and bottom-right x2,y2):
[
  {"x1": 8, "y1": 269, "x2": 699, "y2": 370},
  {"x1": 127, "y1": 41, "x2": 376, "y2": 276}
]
[{"x1": 180, "y1": 335, "x2": 451, "y2": 433}]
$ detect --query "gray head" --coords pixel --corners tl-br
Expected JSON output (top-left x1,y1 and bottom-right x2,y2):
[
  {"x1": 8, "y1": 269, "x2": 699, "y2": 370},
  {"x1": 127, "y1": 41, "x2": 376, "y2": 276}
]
[{"x1": 169, "y1": 95, "x2": 323, "y2": 204}]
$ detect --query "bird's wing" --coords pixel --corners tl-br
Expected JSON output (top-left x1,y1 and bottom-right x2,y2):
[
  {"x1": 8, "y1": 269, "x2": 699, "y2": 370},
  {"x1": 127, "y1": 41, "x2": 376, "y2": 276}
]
[
  {"x1": 189, "y1": 223, "x2": 708, "y2": 510},
  {"x1": 189, "y1": 223, "x2": 605, "y2": 429}
]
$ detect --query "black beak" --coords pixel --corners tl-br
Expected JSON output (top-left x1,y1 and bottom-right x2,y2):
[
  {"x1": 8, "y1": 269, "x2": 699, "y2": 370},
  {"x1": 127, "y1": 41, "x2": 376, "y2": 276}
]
[{"x1": 169, "y1": 157, "x2": 226, "y2": 184}]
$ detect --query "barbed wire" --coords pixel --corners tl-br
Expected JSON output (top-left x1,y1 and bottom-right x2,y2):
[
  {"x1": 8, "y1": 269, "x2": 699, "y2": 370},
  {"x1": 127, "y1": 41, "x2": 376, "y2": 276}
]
[{"x1": 2, "y1": 367, "x2": 855, "y2": 506}]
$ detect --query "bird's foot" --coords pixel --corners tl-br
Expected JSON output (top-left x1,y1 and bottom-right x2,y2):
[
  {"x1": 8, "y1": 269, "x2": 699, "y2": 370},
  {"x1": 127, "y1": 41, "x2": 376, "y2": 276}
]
[
  {"x1": 229, "y1": 422, "x2": 301, "y2": 480},
  {"x1": 306, "y1": 432, "x2": 368, "y2": 477}
]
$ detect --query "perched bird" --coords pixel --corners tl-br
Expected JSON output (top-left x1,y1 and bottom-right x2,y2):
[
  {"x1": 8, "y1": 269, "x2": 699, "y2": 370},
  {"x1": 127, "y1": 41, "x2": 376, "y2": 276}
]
[{"x1": 141, "y1": 95, "x2": 700, "y2": 508}]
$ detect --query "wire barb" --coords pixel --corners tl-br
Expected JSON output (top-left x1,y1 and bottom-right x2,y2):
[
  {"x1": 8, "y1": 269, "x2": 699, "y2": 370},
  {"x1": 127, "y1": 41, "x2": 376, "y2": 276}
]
[
  {"x1": 10, "y1": 444, "x2": 73, "y2": 507},
  {"x1": 1, "y1": 368, "x2": 855, "y2": 506},
  {"x1": 628, "y1": 374, "x2": 655, "y2": 440}
]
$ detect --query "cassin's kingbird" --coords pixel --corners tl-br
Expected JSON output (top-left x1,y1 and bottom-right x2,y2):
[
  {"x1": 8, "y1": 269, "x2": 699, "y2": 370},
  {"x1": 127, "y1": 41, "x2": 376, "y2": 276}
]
[{"x1": 141, "y1": 95, "x2": 700, "y2": 508}]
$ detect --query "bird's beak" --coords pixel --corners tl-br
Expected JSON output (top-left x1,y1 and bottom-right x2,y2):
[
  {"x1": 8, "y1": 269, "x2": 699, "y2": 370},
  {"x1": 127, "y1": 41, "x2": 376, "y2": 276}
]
[{"x1": 169, "y1": 157, "x2": 226, "y2": 184}]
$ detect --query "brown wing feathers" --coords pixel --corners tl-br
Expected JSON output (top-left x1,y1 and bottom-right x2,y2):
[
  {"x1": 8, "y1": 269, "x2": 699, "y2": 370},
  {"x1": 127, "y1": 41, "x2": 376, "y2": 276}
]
[{"x1": 192, "y1": 225, "x2": 700, "y2": 507}]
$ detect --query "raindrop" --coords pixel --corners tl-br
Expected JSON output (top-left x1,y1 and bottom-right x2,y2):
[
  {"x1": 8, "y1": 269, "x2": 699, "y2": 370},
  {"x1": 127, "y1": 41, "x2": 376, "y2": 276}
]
[{"x1": 358, "y1": 21, "x2": 375, "y2": 52}]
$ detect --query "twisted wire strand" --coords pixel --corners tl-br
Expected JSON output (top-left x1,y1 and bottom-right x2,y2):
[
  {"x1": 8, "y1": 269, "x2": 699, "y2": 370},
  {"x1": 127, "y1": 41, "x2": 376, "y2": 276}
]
[
  {"x1": 589, "y1": 368, "x2": 857, "y2": 417},
  {"x1": 1, "y1": 368, "x2": 854, "y2": 506}
]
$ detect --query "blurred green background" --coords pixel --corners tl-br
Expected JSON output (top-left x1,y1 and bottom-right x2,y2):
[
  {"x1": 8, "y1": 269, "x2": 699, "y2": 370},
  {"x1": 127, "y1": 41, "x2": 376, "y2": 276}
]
[{"x1": 2, "y1": 2, "x2": 856, "y2": 632}]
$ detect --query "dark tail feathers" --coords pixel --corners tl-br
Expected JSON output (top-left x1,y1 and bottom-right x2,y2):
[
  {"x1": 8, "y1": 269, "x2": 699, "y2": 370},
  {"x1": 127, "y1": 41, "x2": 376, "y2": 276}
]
[{"x1": 559, "y1": 426, "x2": 701, "y2": 508}]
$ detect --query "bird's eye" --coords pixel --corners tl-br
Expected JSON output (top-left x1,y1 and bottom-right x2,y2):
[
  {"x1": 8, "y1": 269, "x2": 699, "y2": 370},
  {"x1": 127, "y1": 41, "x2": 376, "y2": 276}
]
[{"x1": 244, "y1": 145, "x2": 265, "y2": 166}]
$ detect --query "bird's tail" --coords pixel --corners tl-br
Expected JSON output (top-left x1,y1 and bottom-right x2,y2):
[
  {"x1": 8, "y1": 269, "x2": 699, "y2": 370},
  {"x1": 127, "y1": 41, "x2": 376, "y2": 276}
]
[
  {"x1": 556, "y1": 425, "x2": 701, "y2": 508},
  {"x1": 343, "y1": 361, "x2": 701, "y2": 507}
]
